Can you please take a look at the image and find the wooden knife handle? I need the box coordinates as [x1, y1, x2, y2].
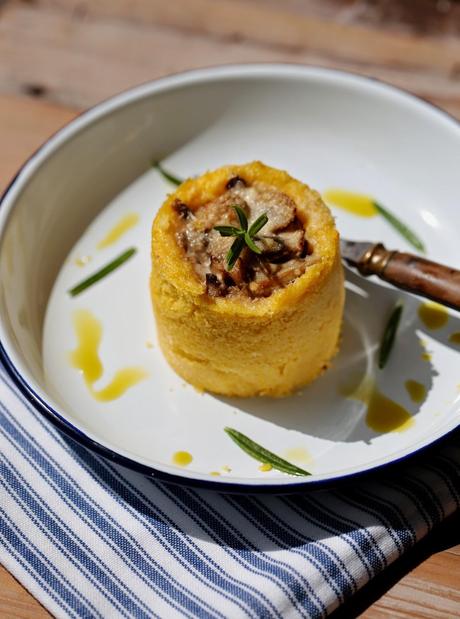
[357, 243, 460, 311]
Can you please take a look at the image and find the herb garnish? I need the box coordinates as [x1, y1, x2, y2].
[152, 161, 183, 186]
[68, 248, 136, 297]
[378, 302, 403, 369]
[224, 427, 311, 476]
[214, 206, 268, 270]
[373, 202, 425, 253]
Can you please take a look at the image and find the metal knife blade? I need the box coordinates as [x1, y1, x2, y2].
[340, 239, 374, 268]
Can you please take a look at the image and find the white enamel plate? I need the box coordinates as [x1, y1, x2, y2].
[0, 65, 459, 491]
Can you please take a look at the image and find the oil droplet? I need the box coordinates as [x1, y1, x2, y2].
[221, 465, 232, 473]
[367, 390, 414, 433]
[259, 463, 273, 472]
[146, 340, 155, 349]
[405, 379, 427, 404]
[172, 451, 193, 467]
[418, 301, 448, 330]
[282, 447, 313, 466]
[449, 332, 460, 345]
[75, 255, 92, 267]
[70, 310, 103, 384]
[70, 309, 147, 402]
[97, 213, 139, 249]
[322, 189, 377, 217]
[209, 471, 220, 476]
[419, 337, 433, 362]
[92, 368, 148, 402]
[344, 376, 414, 433]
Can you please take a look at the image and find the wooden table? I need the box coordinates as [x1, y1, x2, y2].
[0, 1, 459, 616]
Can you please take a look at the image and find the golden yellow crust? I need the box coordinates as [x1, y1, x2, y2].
[151, 161, 344, 397]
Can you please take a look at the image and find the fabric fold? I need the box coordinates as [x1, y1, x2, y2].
[0, 367, 458, 618]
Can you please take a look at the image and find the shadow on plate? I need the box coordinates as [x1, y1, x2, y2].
[215, 271, 441, 444]
[60, 427, 459, 556]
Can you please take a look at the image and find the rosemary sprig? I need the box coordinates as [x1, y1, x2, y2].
[378, 302, 403, 369]
[68, 248, 136, 297]
[214, 206, 268, 270]
[152, 161, 183, 186]
[224, 428, 311, 477]
[374, 202, 425, 253]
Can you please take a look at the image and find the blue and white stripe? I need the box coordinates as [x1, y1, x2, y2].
[0, 366, 459, 618]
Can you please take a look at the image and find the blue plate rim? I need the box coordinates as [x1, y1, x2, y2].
[0, 63, 459, 493]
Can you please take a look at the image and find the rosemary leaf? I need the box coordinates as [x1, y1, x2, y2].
[68, 248, 136, 297]
[226, 236, 246, 271]
[248, 213, 269, 237]
[232, 205, 248, 231]
[378, 303, 403, 369]
[153, 162, 183, 186]
[224, 428, 311, 476]
[215, 203, 268, 269]
[213, 226, 242, 237]
[244, 232, 262, 254]
[374, 202, 425, 253]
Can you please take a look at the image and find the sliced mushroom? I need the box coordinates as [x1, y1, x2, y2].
[231, 185, 296, 234]
[257, 230, 305, 263]
[226, 175, 247, 189]
[173, 200, 191, 220]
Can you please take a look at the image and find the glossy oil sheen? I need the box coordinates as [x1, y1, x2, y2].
[282, 447, 313, 466]
[449, 332, 460, 345]
[418, 301, 449, 330]
[367, 390, 414, 433]
[70, 309, 147, 402]
[74, 255, 92, 267]
[405, 379, 427, 404]
[344, 376, 414, 433]
[322, 189, 377, 217]
[97, 213, 140, 249]
[258, 463, 273, 472]
[172, 451, 193, 466]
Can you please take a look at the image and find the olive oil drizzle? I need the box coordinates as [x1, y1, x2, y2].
[343, 376, 414, 433]
[172, 451, 193, 467]
[323, 189, 424, 251]
[322, 190, 377, 217]
[97, 213, 140, 249]
[70, 309, 147, 402]
[282, 447, 313, 466]
[418, 301, 448, 330]
[405, 380, 427, 404]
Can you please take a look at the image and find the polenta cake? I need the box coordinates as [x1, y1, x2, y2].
[151, 161, 344, 397]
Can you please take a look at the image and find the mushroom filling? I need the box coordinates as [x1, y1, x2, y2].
[175, 176, 316, 298]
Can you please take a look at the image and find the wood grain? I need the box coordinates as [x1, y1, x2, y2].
[333, 512, 460, 618]
[0, 94, 76, 188]
[361, 552, 460, 618]
[0, 565, 51, 618]
[0, 0, 459, 116]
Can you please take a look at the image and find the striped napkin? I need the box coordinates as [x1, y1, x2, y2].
[1, 365, 459, 619]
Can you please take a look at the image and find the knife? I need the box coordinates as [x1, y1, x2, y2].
[340, 239, 460, 311]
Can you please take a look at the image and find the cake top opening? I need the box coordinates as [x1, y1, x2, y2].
[174, 175, 318, 298]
